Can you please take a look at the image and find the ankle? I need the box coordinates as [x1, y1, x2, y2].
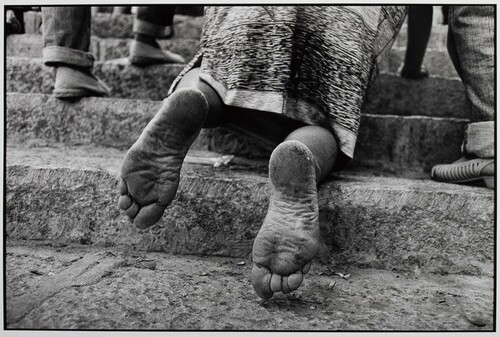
[134, 33, 159, 48]
[57, 65, 92, 76]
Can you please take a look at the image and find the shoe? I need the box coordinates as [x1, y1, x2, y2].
[129, 40, 186, 66]
[431, 157, 494, 189]
[53, 66, 111, 99]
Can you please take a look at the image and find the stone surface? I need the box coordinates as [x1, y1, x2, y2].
[353, 114, 466, 173]
[7, 57, 468, 118]
[363, 74, 467, 119]
[378, 47, 459, 79]
[5, 242, 494, 330]
[6, 144, 494, 276]
[6, 93, 469, 173]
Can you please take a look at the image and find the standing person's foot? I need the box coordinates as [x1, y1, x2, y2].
[129, 40, 185, 66]
[251, 140, 320, 299]
[399, 65, 429, 79]
[431, 156, 494, 188]
[118, 88, 209, 229]
[53, 66, 111, 99]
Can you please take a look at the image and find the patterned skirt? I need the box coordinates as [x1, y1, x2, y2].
[170, 6, 407, 160]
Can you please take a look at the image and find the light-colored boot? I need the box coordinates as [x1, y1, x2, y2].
[53, 66, 110, 99]
[129, 40, 185, 66]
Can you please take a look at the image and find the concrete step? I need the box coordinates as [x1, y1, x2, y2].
[6, 93, 468, 173]
[6, 57, 468, 118]
[7, 34, 201, 63]
[6, 144, 494, 277]
[378, 46, 458, 79]
[23, 11, 203, 39]
[5, 242, 494, 330]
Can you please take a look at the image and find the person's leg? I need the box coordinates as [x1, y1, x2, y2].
[42, 6, 110, 98]
[6, 7, 24, 34]
[431, 6, 494, 188]
[129, 6, 185, 65]
[112, 6, 131, 15]
[119, 68, 226, 228]
[400, 5, 433, 79]
[252, 126, 338, 299]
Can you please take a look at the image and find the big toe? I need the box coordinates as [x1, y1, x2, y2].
[251, 263, 273, 299]
[287, 270, 304, 291]
[132, 203, 166, 229]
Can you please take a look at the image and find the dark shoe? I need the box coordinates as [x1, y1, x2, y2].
[399, 65, 429, 80]
[129, 40, 185, 66]
[431, 156, 494, 188]
[53, 66, 110, 99]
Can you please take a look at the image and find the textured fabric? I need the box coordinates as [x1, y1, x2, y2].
[447, 6, 495, 122]
[170, 6, 407, 159]
[462, 121, 494, 158]
[447, 6, 495, 160]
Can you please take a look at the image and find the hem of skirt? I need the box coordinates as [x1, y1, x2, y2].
[168, 51, 358, 162]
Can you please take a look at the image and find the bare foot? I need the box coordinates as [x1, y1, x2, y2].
[118, 88, 208, 229]
[251, 140, 320, 299]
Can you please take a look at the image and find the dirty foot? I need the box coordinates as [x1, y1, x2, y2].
[251, 140, 320, 299]
[119, 88, 208, 229]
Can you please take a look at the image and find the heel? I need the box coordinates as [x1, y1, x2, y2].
[483, 177, 494, 189]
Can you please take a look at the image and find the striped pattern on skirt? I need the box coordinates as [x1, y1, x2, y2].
[169, 6, 408, 159]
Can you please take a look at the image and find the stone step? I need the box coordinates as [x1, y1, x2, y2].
[6, 57, 468, 118]
[6, 144, 494, 277]
[6, 93, 468, 174]
[379, 46, 458, 79]
[23, 11, 203, 39]
[6, 34, 201, 63]
[5, 242, 494, 330]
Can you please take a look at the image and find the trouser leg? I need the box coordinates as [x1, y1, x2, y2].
[133, 6, 176, 38]
[42, 6, 94, 68]
[448, 5, 495, 158]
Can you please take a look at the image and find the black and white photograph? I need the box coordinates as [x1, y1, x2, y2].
[2, 3, 496, 332]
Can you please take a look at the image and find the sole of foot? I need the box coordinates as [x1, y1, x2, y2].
[118, 88, 209, 229]
[251, 140, 320, 299]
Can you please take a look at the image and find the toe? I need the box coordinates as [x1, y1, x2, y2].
[281, 277, 291, 294]
[302, 261, 312, 274]
[251, 263, 273, 299]
[119, 179, 128, 195]
[118, 195, 132, 210]
[270, 274, 282, 293]
[133, 203, 166, 229]
[287, 270, 304, 290]
[125, 201, 140, 219]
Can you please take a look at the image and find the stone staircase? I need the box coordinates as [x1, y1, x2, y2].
[5, 6, 494, 308]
